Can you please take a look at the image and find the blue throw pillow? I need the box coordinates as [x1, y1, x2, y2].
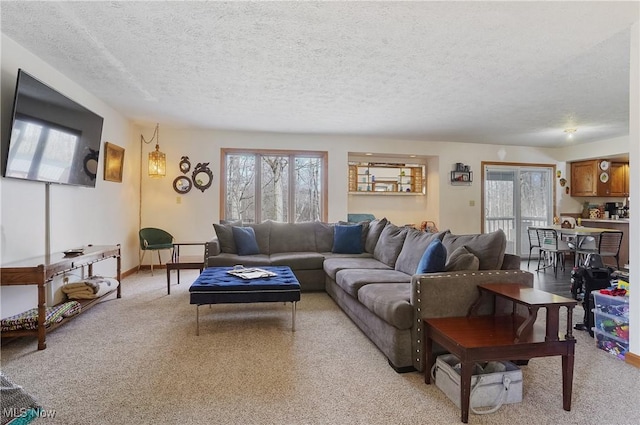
[332, 224, 363, 254]
[232, 226, 260, 256]
[416, 239, 447, 273]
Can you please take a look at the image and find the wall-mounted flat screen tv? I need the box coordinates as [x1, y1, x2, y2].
[2, 69, 104, 187]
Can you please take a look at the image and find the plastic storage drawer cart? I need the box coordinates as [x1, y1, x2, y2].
[591, 292, 629, 360]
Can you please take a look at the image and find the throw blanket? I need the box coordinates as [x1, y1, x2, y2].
[88, 276, 119, 298]
[61, 285, 95, 300]
[0, 372, 41, 425]
[1, 302, 81, 332]
[62, 281, 99, 293]
[61, 276, 119, 300]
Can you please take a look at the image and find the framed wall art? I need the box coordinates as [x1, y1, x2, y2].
[104, 142, 125, 182]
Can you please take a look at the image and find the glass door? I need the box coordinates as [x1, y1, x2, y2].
[483, 164, 554, 256]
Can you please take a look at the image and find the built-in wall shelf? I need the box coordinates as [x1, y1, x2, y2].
[348, 162, 425, 195]
[348, 191, 423, 196]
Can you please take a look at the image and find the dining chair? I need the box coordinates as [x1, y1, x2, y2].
[536, 228, 572, 277]
[138, 227, 174, 275]
[576, 231, 623, 269]
[526, 227, 541, 269]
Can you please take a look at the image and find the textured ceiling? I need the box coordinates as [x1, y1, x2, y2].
[1, 1, 638, 147]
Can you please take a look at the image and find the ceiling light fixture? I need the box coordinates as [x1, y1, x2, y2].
[141, 123, 166, 178]
[564, 128, 577, 139]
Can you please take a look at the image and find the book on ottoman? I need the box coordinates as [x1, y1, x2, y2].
[227, 267, 277, 279]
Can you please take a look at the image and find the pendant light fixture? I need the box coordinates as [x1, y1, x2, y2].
[141, 123, 166, 178]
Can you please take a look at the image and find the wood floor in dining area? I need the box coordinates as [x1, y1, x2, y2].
[521, 257, 575, 298]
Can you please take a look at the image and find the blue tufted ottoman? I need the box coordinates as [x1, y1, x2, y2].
[189, 266, 301, 333]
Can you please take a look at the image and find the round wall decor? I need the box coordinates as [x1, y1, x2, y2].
[192, 162, 213, 192]
[599, 172, 609, 183]
[179, 156, 191, 174]
[83, 148, 99, 180]
[173, 176, 192, 194]
[599, 160, 609, 171]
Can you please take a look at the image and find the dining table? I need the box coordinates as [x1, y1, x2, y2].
[551, 224, 619, 236]
[531, 225, 621, 267]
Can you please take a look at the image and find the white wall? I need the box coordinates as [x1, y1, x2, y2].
[138, 127, 626, 242]
[138, 127, 570, 237]
[627, 21, 639, 357]
[0, 35, 139, 317]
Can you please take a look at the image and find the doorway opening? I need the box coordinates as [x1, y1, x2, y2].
[482, 163, 556, 256]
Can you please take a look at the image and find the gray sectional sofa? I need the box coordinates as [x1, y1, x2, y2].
[205, 218, 534, 372]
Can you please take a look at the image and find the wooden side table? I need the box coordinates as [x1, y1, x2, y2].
[166, 242, 205, 294]
[423, 283, 577, 423]
[171, 241, 205, 263]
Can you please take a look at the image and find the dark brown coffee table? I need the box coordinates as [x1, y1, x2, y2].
[423, 283, 577, 423]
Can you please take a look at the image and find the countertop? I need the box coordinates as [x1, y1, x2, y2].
[580, 218, 629, 224]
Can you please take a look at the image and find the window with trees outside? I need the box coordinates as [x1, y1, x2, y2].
[222, 149, 328, 223]
[482, 163, 554, 256]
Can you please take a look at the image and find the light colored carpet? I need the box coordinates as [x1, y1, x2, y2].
[1, 270, 639, 425]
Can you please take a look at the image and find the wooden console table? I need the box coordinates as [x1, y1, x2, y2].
[423, 283, 577, 423]
[0, 245, 121, 350]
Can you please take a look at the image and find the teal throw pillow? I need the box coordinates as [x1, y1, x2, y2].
[332, 224, 363, 254]
[416, 239, 447, 273]
[232, 226, 260, 256]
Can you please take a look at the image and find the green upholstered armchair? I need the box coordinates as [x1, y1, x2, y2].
[138, 227, 174, 275]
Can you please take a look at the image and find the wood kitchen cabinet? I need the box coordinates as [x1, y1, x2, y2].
[609, 162, 629, 197]
[570, 159, 628, 197]
[571, 160, 599, 196]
